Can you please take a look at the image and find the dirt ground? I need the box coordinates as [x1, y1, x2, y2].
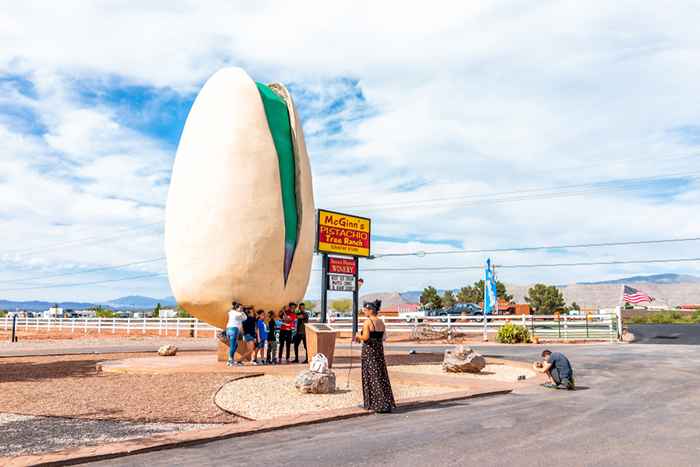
[0, 352, 239, 424]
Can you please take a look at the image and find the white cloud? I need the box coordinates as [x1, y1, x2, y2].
[1, 1, 699, 301]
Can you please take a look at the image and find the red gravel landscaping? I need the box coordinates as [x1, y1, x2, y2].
[0, 352, 239, 424]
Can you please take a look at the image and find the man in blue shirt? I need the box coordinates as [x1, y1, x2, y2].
[533, 349, 575, 390]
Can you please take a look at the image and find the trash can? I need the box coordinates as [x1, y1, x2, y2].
[305, 323, 338, 368]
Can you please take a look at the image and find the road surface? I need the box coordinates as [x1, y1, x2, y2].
[87, 344, 700, 466]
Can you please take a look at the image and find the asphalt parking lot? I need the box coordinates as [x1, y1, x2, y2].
[629, 324, 700, 345]
[89, 343, 700, 467]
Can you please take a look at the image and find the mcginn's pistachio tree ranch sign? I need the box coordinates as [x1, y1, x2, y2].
[316, 209, 371, 258]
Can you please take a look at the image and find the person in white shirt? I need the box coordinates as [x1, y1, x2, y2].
[226, 302, 246, 366]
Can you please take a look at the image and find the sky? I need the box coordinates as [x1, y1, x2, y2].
[1, 1, 699, 302]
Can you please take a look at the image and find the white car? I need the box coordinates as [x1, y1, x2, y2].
[399, 310, 426, 322]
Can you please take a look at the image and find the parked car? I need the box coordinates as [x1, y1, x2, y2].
[399, 309, 426, 322]
[428, 303, 483, 318]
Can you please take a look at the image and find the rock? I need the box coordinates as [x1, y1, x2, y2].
[158, 344, 178, 356]
[442, 345, 486, 373]
[622, 329, 636, 343]
[295, 369, 336, 394]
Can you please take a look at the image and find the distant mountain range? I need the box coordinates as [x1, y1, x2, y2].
[2, 274, 698, 312]
[577, 273, 700, 285]
[104, 295, 177, 308]
[0, 295, 177, 311]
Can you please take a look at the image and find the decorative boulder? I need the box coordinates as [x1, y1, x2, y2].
[622, 329, 636, 343]
[295, 369, 336, 394]
[158, 344, 178, 356]
[442, 345, 486, 373]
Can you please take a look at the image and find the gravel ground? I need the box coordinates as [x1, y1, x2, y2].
[0, 412, 215, 457]
[0, 336, 214, 349]
[0, 352, 239, 423]
[391, 363, 535, 382]
[215, 375, 448, 420]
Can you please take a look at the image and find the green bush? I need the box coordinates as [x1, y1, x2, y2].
[496, 323, 531, 344]
[627, 310, 700, 324]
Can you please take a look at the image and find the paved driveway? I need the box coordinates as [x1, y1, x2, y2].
[629, 324, 700, 345]
[87, 344, 700, 467]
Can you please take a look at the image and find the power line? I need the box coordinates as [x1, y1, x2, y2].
[4, 236, 699, 286]
[2, 221, 164, 257]
[334, 170, 700, 211]
[0, 257, 166, 284]
[373, 236, 700, 258]
[4, 256, 699, 291]
[319, 152, 698, 201]
[0, 272, 168, 292]
[346, 257, 700, 272]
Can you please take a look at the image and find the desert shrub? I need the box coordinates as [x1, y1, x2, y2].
[496, 323, 531, 344]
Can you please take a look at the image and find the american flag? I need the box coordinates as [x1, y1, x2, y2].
[623, 285, 655, 304]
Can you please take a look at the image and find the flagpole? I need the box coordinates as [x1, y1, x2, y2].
[617, 284, 625, 340]
[483, 259, 489, 342]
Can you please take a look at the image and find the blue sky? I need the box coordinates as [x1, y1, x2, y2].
[1, 2, 699, 303]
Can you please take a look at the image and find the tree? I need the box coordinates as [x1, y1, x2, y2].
[442, 290, 456, 308]
[525, 284, 565, 314]
[473, 280, 513, 302]
[331, 299, 352, 314]
[570, 302, 581, 311]
[302, 300, 317, 312]
[153, 302, 162, 317]
[420, 286, 442, 310]
[457, 286, 480, 303]
[176, 304, 191, 318]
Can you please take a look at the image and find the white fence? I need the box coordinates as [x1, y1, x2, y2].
[1, 316, 218, 338]
[2, 312, 620, 342]
[326, 313, 621, 342]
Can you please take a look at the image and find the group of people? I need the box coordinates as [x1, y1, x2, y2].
[222, 297, 397, 414]
[224, 301, 309, 366]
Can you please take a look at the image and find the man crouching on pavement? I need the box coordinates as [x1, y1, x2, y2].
[533, 349, 575, 390]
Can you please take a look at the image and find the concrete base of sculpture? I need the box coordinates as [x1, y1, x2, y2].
[217, 340, 255, 362]
[306, 323, 338, 368]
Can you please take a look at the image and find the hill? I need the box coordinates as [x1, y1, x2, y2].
[0, 300, 105, 311]
[105, 295, 177, 308]
[579, 273, 700, 285]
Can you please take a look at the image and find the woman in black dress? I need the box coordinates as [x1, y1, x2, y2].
[356, 299, 396, 413]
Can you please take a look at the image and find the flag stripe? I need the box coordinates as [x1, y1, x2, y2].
[623, 285, 654, 303]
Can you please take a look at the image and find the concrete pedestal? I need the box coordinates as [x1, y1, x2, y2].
[305, 323, 338, 368]
[217, 340, 254, 362]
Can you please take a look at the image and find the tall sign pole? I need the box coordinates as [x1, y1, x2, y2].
[320, 253, 329, 323]
[315, 209, 371, 329]
[352, 256, 360, 336]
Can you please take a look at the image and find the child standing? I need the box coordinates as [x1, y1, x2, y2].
[266, 310, 278, 364]
[255, 310, 268, 364]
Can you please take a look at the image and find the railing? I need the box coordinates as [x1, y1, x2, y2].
[1, 316, 218, 338]
[323, 313, 620, 342]
[2, 313, 620, 342]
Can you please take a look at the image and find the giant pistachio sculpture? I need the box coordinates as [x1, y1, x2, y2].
[165, 68, 315, 329]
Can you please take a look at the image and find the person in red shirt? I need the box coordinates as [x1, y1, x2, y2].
[277, 303, 295, 363]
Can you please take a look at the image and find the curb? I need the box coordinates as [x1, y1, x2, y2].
[2, 388, 512, 467]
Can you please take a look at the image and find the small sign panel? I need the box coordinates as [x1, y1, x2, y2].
[316, 209, 371, 258]
[328, 273, 356, 291]
[328, 257, 357, 275]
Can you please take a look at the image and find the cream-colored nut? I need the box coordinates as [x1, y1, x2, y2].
[164, 67, 315, 329]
